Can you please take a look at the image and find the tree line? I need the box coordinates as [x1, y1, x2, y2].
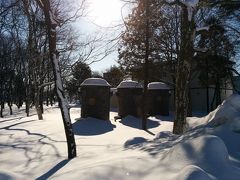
[0, 0, 94, 159]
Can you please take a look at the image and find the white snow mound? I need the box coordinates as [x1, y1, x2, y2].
[186, 94, 240, 130]
[207, 94, 240, 127]
[164, 135, 228, 165]
[176, 165, 213, 180]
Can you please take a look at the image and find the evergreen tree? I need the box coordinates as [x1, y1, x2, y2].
[103, 66, 124, 87]
[66, 62, 92, 101]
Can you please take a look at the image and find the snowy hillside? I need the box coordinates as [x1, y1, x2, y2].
[0, 94, 240, 180]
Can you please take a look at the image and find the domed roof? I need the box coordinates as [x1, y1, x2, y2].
[117, 80, 142, 89]
[80, 78, 110, 87]
[148, 82, 170, 90]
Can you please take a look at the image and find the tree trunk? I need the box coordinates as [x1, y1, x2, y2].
[142, 0, 150, 130]
[46, 91, 49, 106]
[206, 58, 210, 113]
[211, 87, 216, 111]
[25, 86, 30, 117]
[39, 86, 44, 114]
[173, 6, 195, 134]
[34, 86, 43, 120]
[50, 88, 54, 106]
[36, 0, 76, 159]
[0, 102, 4, 118]
[215, 78, 221, 107]
[187, 90, 192, 117]
[7, 102, 13, 115]
[46, 80, 49, 106]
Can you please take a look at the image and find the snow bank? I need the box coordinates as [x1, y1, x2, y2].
[164, 135, 228, 165]
[176, 165, 213, 180]
[207, 94, 240, 127]
[117, 80, 142, 89]
[80, 78, 110, 87]
[186, 94, 240, 130]
[162, 135, 240, 180]
[148, 82, 170, 90]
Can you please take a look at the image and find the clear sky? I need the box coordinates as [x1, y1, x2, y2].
[76, 0, 128, 72]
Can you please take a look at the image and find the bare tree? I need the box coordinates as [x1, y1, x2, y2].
[35, 0, 77, 159]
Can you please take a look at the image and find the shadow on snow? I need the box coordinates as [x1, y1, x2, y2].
[73, 118, 116, 136]
[0, 119, 63, 169]
[36, 159, 70, 180]
[119, 116, 160, 130]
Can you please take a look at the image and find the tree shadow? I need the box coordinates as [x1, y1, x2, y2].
[0, 116, 24, 123]
[124, 127, 207, 157]
[73, 118, 116, 136]
[0, 172, 14, 180]
[0, 119, 64, 169]
[0, 113, 37, 123]
[119, 116, 160, 130]
[36, 159, 70, 180]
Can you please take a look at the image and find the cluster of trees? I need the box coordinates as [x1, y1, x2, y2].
[0, 0, 83, 118]
[0, 0, 93, 159]
[118, 0, 240, 133]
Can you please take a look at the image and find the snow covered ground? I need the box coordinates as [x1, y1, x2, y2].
[0, 94, 240, 180]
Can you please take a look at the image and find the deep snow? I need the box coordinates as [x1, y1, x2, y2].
[0, 94, 240, 180]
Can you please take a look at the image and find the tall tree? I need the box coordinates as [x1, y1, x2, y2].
[103, 66, 124, 87]
[66, 61, 92, 101]
[35, 0, 77, 159]
[141, 0, 150, 130]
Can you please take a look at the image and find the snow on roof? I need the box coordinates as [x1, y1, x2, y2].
[80, 78, 110, 87]
[148, 82, 170, 90]
[117, 80, 142, 89]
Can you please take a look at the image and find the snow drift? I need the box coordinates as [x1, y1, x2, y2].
[125, 94, 240, 180]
